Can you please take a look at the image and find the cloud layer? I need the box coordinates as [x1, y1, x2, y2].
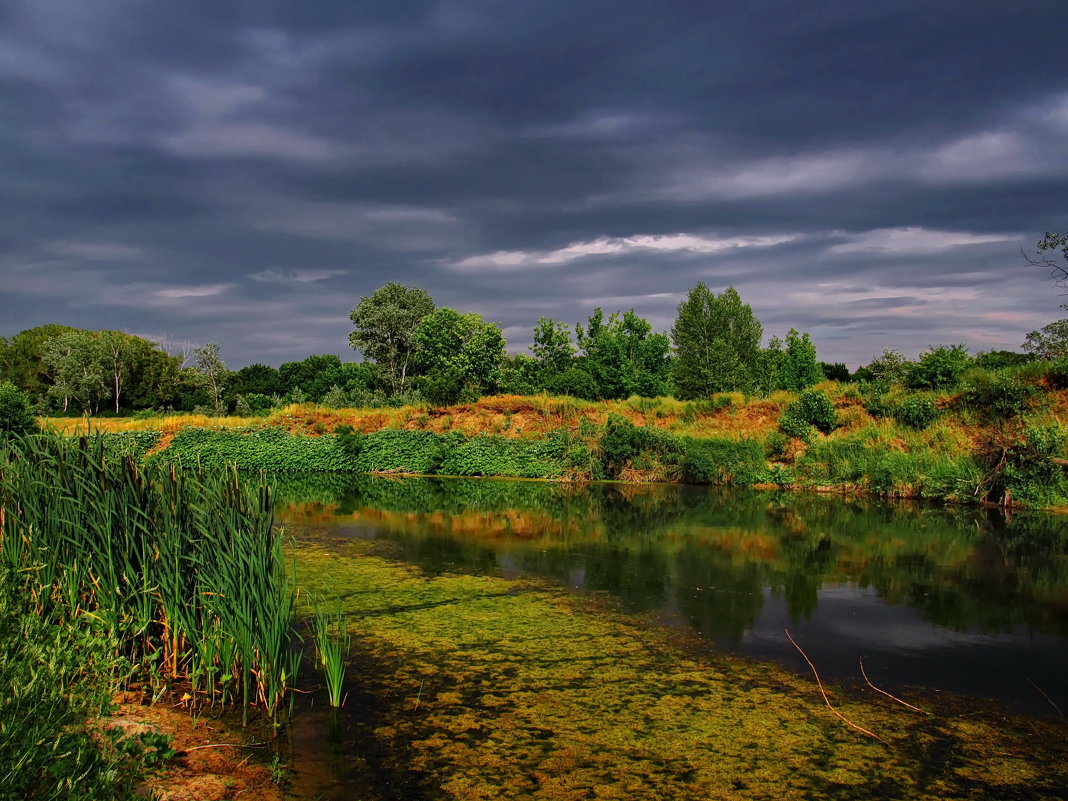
[1, 0, 1066, 366]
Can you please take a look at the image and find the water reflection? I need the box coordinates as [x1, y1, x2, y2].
[274, 473, 1068, 712]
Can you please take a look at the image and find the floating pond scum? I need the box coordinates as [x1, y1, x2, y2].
[275, 473, 1068, 801]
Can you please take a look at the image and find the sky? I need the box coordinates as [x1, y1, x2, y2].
[1, 0, 1067, 369]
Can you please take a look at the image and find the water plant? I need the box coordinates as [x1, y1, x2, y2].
[0, 429, 301, 727]
[313, 600, 352, 707]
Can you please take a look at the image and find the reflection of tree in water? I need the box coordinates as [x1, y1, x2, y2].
[274, 473, 1068, 640]
[778, 533, 835, 622]
[672, 544, 766, 642]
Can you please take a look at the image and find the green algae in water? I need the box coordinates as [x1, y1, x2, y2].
[290, 540, 1068, 801]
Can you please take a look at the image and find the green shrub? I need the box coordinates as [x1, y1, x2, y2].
[958, 372, 1037, 422]
[680, 437, 765, 485]
[778, 406, 814, 440]
[863, 394, 894, 419]
[780, 389, 836, 437]
[0, 381, 37, 434]
[764, 431, 788, 458]
[907, 344, 970, 390]
[894, 394, 939, 429]
[599, 414, 682, 478]
[1002, 425, 1068, 506]
[153, 427, 359, 471]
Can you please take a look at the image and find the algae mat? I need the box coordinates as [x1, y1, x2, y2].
[291, 539, 1068, 801]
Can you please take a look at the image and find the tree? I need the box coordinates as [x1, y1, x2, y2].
[577, 308, 671, 399]
[0, 380, 37, 434]
[42, 331, 109, 414]
[230, 363, 285, 398]
[0, 324, 75, 399]
[779, 329, 824, 392]
[671, 284, 762, 398]
[192, 343, 228, 414]
[1023, 315, 1068, 360]
[1025, 230, 1068, 289]
[278, 354, 346, 401]
[820, 362, 851, 382]
[530, 318, 575, 379]
[349, 283, 434, 395]
[414, 308, 505, 405]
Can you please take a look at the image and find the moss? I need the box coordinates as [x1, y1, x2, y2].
[290, 540, 1068, 801]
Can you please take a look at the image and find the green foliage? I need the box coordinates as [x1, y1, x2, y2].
[894, 394, 940, 429]
[313, 601, 351, 708]
[414, 308, 506, 405]
[154, 427, 359, 471]
[599, 413, 682, 477]
[781, 389, 836, 437]
[778, 328, 823, 391]
[764, 431, 788, 458]
[0, 380, 37, 434]
[860, 348, 911, 388]
[349, 282, 435, 395]
[0, 430, 300, 735]
[192, 342, 228, 414]
[543, 367, 599, 400]
[819, 362, 851, 382]
[958, 372, 1038, 422]
[530, 317, 575, 377]
[679, 437, 765, 485]
[1002, 425, 1068, 506]
[907, 344, 970, 390]
[1023, 315, 1068, 361]
[438, 433, 567, 479]
[864, 394, 894, 419]
[671, 284, 763, 397]
[0, 569, 146, 800]
[497, 354, 540, 396]
[577, 308, 671, 399]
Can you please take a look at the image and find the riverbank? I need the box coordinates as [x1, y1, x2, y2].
[285, 532, 1068, 800]
[47, 382, 1068, 508]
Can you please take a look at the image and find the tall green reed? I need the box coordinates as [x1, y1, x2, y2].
[0, 430, 300, 725]
[313, 600, 351, 708]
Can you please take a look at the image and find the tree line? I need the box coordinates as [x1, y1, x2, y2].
[0, 280, 1060, 417]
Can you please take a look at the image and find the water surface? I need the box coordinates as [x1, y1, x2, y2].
[275, 473, 1068, 717]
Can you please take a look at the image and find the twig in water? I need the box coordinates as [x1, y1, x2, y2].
[1026, 678, 1067, 723]
[413, 679, 424, 711]
[784, 629, 887, 745]
[184, 742, 268, 751]
[859, 658, 930, 715]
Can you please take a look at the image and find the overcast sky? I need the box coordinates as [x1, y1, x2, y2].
[2, 0, 1066, 368]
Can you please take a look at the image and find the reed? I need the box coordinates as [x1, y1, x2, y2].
[313, 600, 351, 707]
[0, 429, 300, 726]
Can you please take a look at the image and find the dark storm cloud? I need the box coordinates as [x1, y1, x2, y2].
[1, 0, 1067, 367]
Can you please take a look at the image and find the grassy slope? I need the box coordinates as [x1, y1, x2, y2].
[44, 384, 1068, 506]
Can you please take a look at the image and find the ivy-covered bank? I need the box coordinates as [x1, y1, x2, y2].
[142, 417, 767, 486]
[61, 373, 1068, 509]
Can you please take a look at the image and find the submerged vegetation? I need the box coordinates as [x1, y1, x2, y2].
[288, 535, 1068, 800]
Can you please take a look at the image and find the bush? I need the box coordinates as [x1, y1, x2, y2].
[863, 394, 894, 419]
[781, 389, 836, 437]
[958, 372, 1038, 422]
[1001, 425, 1068, 506]
[680, 437, 765, 485]
[0, 381, 37, 434]
[894, 394, 939, 429]
[544, 368, 599, 401]
[907, 344, 970, 390]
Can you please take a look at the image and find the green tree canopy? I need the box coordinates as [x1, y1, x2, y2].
[577, 308, 671, 399]
[192, 343, 228, 413]
[671, 284, 763, 398]
[414, 308, 505, 405]
[530, 317, 575, 378]
[0, 380, 37, 434]
[779, 328, 824, 392]
[349, 283, 434, 395]
[1023, 313, 1068, 361]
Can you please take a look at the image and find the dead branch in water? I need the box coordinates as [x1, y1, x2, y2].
[859, 657, 930, 715]
[1026, 678, 1066, 723]
[785, 629, 887, 745]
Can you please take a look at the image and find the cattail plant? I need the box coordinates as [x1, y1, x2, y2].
[0, 429, 301, 726]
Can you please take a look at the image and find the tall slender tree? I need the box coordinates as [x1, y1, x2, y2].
[671, 284, 762, 398]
